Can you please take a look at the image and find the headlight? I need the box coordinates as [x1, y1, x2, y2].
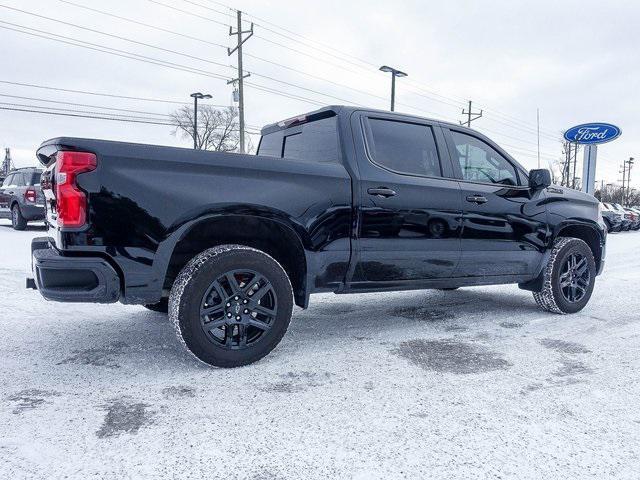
[597, 203, 603, 217]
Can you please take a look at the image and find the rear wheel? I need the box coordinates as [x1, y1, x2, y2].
[532, 237, 596, 314]
[169, 245, 293, 368]
[11, 205, 27, 230]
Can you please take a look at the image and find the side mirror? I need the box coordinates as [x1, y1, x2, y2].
[529, 169, 552, 190]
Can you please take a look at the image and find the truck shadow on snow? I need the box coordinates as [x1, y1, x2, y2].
[52, 287, 541, 371]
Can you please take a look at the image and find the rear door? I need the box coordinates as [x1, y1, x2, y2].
[443, 127, 547, 277]
[349, 111, 463, 287]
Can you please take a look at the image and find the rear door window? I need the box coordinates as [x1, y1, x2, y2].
[14, 173, 26, 187]
[364, 118, 442, 177]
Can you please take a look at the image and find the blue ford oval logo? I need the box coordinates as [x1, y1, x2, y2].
[564, 123, 621, 145]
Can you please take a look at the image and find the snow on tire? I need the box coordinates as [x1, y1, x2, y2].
[532, 237, 596, 315]
[169, 244, 294, 368]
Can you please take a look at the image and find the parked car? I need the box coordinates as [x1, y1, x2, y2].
[600, 202, 623, 232]
[624, 207, 640, 230]
[608, 203, 632, 231]
[27, 106, 606, 367]
[0, 167, 45, 230]
[633, 208, 640, 230]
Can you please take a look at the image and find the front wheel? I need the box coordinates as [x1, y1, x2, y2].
[532, 237, 596, 314]
[169, 245, 293, 368]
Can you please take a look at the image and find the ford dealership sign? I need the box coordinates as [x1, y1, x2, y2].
[564, 123, 621, 144]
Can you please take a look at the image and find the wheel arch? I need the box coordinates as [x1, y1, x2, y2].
[554, 221, 604, 273]
[161, 213, 309, 308]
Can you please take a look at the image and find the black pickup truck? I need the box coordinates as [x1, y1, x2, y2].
[28, 106, 606, 367]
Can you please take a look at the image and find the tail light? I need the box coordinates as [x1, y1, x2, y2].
[55, 151, 97, 228]
[24, 188, 37, 203]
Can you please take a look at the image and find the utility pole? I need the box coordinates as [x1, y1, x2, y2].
[460, 100, 483, 127]
[2, 148, 12, 176]
[621, 160, 627, 205]
[227, 10, 253, 154]
[624, 157, 634, 205]
[190, 92, 212, 150]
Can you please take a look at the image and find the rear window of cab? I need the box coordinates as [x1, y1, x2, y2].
[257, 116, 340, 164]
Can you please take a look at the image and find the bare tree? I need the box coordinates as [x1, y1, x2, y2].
[596, 184, 640, 206]
[171, 106, 240, 151]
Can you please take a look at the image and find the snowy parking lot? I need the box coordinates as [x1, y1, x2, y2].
[1, 220, 639, 479]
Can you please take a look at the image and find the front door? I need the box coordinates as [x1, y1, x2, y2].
[349, 112, 463, 288]
[0, 173, 14, 218]
[444, 128, 548, 277]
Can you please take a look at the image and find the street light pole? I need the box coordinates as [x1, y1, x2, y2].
[379, 65, 407, 112]
[190, 92, 212, 150]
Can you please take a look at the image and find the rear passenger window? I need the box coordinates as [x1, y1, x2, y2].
[14, 173, 26, 187]
[364, 118, 442, 177]
[257, 116, 340, 164]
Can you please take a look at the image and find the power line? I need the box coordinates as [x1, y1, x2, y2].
[58, 0, 228, 50]
[0, 104, 262, 135]
[0, 93, 176, 117]
[53, 0, 559, 141]
[0, 105, 173, 125]
[198, 0, 561, 137]
[0, 14, 365, 107]
[4, 5, 564, 157]
[1, 22, 334, 110]
[0, 6, 237, 72]
[0, 100, 171, 122]
[146, 0, 231, 28]
[0, 80, 226, 106]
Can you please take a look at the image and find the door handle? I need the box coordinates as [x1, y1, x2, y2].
[466, 194, 488, 204]
[367, 187, 397, 198]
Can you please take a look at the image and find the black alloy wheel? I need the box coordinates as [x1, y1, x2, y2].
[199, 269, 277, 350]
[170, 245, 293, 367]
[558, 253, 591, 303]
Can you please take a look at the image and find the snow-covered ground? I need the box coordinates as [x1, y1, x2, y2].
[1, 219, 639, 479]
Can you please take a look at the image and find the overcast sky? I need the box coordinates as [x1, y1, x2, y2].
[1, 0, 638, 188]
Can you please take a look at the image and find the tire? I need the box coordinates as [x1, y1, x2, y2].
[532, 237, 596, 314]
[11, 205, 27, 230]
[169, 245, 294, 368]
[144, 298, 169, 313]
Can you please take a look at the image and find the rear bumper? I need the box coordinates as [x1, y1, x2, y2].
[28, 237, 120, 303]
[21, 203, 45, 221]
